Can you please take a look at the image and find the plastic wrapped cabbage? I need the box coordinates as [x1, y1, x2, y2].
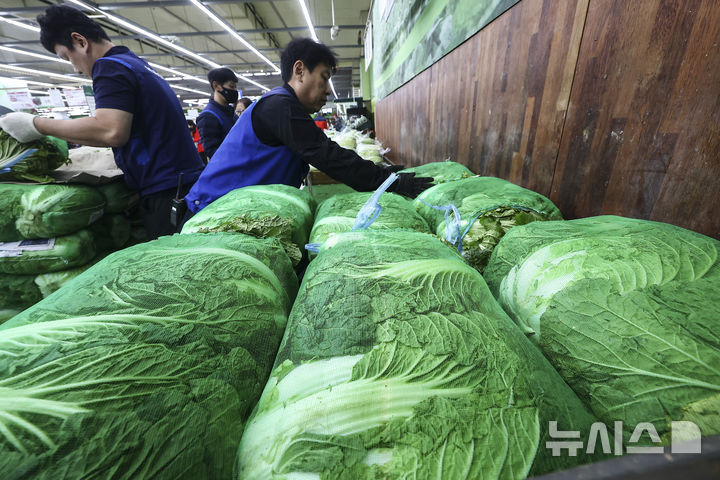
[182, 184, 316, 266]
[0, 183, 106, 241]
[414, 176, 562, 272]
[235, 230, 599, 478]
[0, 233, 297, 479]
[484, 215, 720, 444]
[0, 131, 68, 182]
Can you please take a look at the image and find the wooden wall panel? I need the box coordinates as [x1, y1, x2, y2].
[550, 0, 720, 237]
[375, 0, 720, 238]
[376, 0, 589, 196]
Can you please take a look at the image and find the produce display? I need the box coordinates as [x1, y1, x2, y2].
[235, 230, 598, 479]
[0, 233, 297, 479]
[182, 184, 315, 266]
[414, 176, 563, 272]
[484, 216, 720, 443]
[0, 131, 68, 182]
[0, 183, 105, 241]
[400, 160, 474, 184]
[309, 191, 430, 247]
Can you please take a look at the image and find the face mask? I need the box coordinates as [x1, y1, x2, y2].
[219, 87, 239, 104]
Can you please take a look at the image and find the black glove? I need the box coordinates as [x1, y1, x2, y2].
[388, 172, 434, 199]
[385, 164, 406, 173]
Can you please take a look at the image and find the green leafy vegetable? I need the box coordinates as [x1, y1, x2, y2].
[95, 180, 140, 213]
[182, 185, 315, 266]
[0, 233, 297, 479]
[484, 215, 720, 442]
[0, 131, 68, 183]
[0, 184, 106, 241]
[400, 160, 474, 184]
[235, 230, 598, 479]
[309, 192, 430, 248]
[88, 214, 131, 253]
[0, 229, 96, 275]
[414, 177, 562, 272]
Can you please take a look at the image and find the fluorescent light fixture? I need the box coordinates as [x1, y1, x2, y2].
[148, 62, 206, 85]
[296, 0, 338, 99]
[65, 0, 218, 68]
[27, 89, 47, 95]
[0, 16, 41, 32]
[188, 0, 280, 73]
[0, 46, 72, 65]
[0, 64, 92, 84]
[297, 0, 318, 41]
[171, 84, 210, 96]
[65, 0, 269, 91]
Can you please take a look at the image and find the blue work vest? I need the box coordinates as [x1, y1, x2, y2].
[198, 99, 237, 137]
[185, 87, 309, 213]
[94, 51, 203, 195]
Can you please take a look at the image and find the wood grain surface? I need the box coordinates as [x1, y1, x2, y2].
[375, 0, 720, 238]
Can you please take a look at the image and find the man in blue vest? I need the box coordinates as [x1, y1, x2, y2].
[0, 5, 203, 240]
[197, 67, 239, 160]
[184, 38, 432, 216]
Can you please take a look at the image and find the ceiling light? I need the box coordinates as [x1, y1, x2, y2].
[0, 16, 40, 32]
[296, 0, 338, 99]
[297, 0, 318, 42]
[188, 0, 280, 73]
[0, 46, 72, 65]
[148, 62, 206, 85]
[65, 0, 269, 91]
[0, 64, 92, 84]
[171, 84, 210, 96]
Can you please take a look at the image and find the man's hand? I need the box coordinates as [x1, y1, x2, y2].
[0, 112, 44, 143]
[389, 172, 434, 199]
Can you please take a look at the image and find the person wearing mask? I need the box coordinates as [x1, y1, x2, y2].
[197, 67, 238, 159]
[0, 5, 203, 240]
[235, 97, 252, 116]
[183, 38, 432, 218]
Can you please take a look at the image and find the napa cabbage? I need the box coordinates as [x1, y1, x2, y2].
[235, 230, 598, 479]
[0, 131, 68, 183]
[182, 184, 315, 266]
[400, 160, 474, 184]
[414, 177, 562, 272]
[309, 192, 430, 248]
[0, 233, 297, 479]
[484, 216, 720, 442]
[0, 184, 105, 241]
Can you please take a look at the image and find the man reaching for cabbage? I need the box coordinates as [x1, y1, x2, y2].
[181, 38, 433, 225]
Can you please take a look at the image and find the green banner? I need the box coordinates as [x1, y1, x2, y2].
[373, 0, 519, 99]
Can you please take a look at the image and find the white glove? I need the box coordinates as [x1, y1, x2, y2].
[0, 112, 44, 143]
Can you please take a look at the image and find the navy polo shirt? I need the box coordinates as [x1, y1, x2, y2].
[92, 46, 203, 195]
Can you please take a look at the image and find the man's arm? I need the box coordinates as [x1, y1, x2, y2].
[253, 96, 389, 191]
[34, 108, 133, 147]
[196, 113, 223, 158]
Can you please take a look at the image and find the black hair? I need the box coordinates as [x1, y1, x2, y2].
[238, 97, 252, 108]
[207, 67, 238, 90]
[37, 5, 110, 53]
[280, 38, 337, 83]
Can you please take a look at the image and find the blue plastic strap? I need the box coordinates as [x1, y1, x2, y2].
[304, 242, 322, 253]
[352, 172, 399, 230]
[0, 148, 39, 173]
[417, 198, 463, 253]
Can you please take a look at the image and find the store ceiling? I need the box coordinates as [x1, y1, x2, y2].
[0, 0, 371, 103]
